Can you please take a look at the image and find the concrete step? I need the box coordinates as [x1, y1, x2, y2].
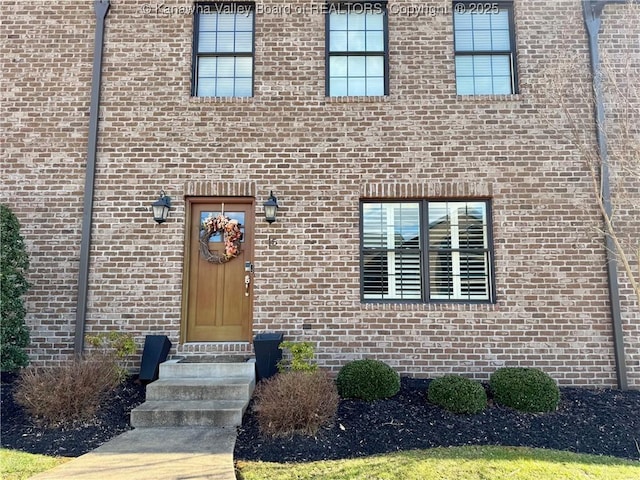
[159, 359, 255, 379]
[146, 377, 255, 402]
[130, 400, 248, 428]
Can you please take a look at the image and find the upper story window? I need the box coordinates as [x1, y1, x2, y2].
[326, 2, 389, 97]
[453, 1, 517, 95]
[361, 200, 495, 303]
[192, 3, 255, 97]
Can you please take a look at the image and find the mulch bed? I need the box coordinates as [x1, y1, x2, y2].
[2, 373, 639, 463]
[234, 378, 640, 463]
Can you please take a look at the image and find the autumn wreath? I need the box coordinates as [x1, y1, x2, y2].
[199, 213, 242, 264]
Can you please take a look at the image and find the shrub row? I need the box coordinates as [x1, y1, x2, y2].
[427, 367, 561, 415]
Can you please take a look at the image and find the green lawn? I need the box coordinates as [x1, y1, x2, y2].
[236, 446, 640, 480]
[0, 448, 70, 480]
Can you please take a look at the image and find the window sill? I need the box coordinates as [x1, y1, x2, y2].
[456, 93, 522, 102]
[362, 302, 498, 312]
[189, 96, 254, 104]
[325, 95, 391, 104]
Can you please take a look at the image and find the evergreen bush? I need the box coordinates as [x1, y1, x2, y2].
[490, 367, 560, 413]
[427, 375, 487, 414]
[336, 359, 400, 401]
[1, 204, 31, 372]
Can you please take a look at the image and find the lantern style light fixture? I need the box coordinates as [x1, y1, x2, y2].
[263, 191, 279, 224]
[151, 190, 172, 224]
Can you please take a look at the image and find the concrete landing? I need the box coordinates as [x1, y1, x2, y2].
[29, 427, 238, 480]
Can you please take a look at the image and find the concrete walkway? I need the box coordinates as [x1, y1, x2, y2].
[30, 427, 238, 480]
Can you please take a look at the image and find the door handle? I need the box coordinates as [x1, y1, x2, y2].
[244, 275, 251, 296]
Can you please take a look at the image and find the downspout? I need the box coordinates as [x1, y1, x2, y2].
[582, 0, 628, 390]
[74, 0, 110, 356]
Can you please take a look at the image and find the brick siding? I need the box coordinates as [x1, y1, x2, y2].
[2, 0, 638, 387]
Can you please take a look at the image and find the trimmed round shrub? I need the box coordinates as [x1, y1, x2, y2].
[336, 359, 400, 401]
[490, 367, 560, 413]
[427, 375, 487, 414]
[253, 370, 339, 437]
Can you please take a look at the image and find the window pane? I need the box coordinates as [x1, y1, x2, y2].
[454, 12, 472, 29]
[329, 77, 348, 97]
[330, 12, 348, 31]
[198, 57, 216, 76]
[362, 203, 421, 300]
[216, 14, 235, 31]
[456, 77, 475, 95]
[492, 76, 512, 94]
[330, 56, 348, 77]
[216, 57, 235, 77]
[216, 32, 234, 52]
[235, 13, 253, 31]
[455, 56, 473, 76]
[235, 32, 253, 52]
[348, 77, 366, 96]
[366, 31, 384, 51]
[234, 78, 252, 97]
[473, 56, 492, 76]
[199, 14, 217, 31]
[216, 77, 234, 96]
[365, 12, 384, 30]
[473, 30, 492, 50]
[366, 56, 384, 76]
[348, 30, 366, 51]
[197, 79, 216, 97]
[198, 32, 217, 52]
[330, 31, 348, 51]
[472, 13, 491, 30]
[491, 30, 511, 50]
[428, 202, 490, 301]
[474, 76, 493, 94]
[454, 30, 473, 50]
[492, 10, 509, 29]
[348, 56, 366, 77]
[235, 57, 253, 77]
[348, 12, 366, 30]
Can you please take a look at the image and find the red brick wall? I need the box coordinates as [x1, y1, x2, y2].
[2, 0, 638, 387]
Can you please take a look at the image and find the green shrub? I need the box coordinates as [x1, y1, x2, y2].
[336, 359, 400, 401]
[490, 367, 560, 413]
[1, 204, 31, 372]
[85, 331, 137, 381]
[253, 370, 339, 437]
[13, 353, 122, 427]
[427, 375, 487, 414]
[277, 341, 318, 373]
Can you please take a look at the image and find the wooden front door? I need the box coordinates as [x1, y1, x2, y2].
[183, 197, 254, 342]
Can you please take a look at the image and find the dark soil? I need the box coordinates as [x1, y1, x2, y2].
[234, 378, 640, 463]
[2, 374, 639, 463]
[1, 372, 146, 457]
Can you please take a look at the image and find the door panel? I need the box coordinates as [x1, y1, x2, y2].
[183, 198, 254, 342]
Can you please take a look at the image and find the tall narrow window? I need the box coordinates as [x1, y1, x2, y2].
[453, 2, 517, 95]
[192, 4, 255, 97]
[361, 200, 494, 303]
[327, 2, 388, 97]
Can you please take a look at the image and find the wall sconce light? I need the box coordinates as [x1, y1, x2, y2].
[151, 190, 172, 224]
[263, 191, 279, 224]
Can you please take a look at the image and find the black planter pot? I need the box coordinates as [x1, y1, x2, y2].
[253, 332, 284, 381]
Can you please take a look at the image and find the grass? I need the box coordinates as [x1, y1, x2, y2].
[0, 448, 70, 480]
[236, 446, 640, 480]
